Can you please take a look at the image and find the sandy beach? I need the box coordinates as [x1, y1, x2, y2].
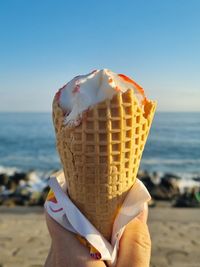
[0, 206, 200, 267]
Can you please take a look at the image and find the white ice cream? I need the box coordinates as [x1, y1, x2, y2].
[56, 69, 146, 126]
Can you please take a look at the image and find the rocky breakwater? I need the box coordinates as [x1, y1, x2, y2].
[0, 170, 52, 206]
[0, 169, 200, 207]
[138, 170, 200, 207]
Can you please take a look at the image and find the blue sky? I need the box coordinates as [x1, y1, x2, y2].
[0, 0, 200, 112]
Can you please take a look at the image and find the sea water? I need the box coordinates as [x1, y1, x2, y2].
[0, 112, 200, 178]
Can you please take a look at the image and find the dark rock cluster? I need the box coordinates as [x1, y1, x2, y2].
[138, 170, 200, 207]
[0, 171, 50, 206]
[0, 170, 200, 207]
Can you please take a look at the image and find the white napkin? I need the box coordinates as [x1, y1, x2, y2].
[44, 171, 151, 266]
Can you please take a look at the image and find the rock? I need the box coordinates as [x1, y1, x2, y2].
[16, 186, 32, 197]
[0, 173, 9, 186]
[141, 175, 155, 190]
[173, 188, 200, 208]
[150, 186, 170, 200]
[139, 171, 167, 201]
[160, 177, 179, 190]
[139, 171, 158, 191]
[151, 171, 161, 184]
[161, 173, 181, 180]
[0, 194, 4, 205]
[0, 169, 50, 206]
[0, 191, 21, 206]
[38, 186, 50, 205]
[0, 185, 5, 193]
[29, 192, 43, 206]
[10, 172, 29, 185]
[192, 177, 200, 182]
[12, 187, 32, 205]
[147, 174, 180, 201]
[6, 180, 18, 192]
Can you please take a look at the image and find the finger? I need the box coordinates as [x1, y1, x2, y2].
[45, 211, 69, 239]
[116, 217, 151, 267]
[45, 212, 106, 267]
[44, 244, 55, 267]
[137, 202, 148, 223]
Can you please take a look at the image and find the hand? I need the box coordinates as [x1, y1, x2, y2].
[116, 203, 151, 267]
[44, 212, 106, 267]
[44, 204, 151, 267]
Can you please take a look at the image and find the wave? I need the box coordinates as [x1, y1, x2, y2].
[0, 165, 58, 179]
[0, 163, 199, 182]
[0, 165, 20, 176]
[142, 158, 200, 165]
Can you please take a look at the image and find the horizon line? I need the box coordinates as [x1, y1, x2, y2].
[0, 110, 200, 113]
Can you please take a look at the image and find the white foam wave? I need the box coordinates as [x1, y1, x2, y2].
[142, 158, 200, 165]
[0, 165, 20, 175]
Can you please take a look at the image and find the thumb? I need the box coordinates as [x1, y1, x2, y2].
[137, 202, 148, 223]
[116, 205, 151, 267]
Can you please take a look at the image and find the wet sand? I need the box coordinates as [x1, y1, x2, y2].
[0, 206, 200, 267]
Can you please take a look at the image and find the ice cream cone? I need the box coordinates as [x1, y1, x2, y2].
[52, 89, 156, 240]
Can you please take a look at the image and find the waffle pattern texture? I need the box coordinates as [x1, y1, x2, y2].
[52, 89, 156, 240]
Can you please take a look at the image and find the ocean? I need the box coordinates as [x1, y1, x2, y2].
[0, 112, 200, 178]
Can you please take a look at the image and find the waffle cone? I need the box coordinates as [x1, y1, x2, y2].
[52, 89, 156, 240]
